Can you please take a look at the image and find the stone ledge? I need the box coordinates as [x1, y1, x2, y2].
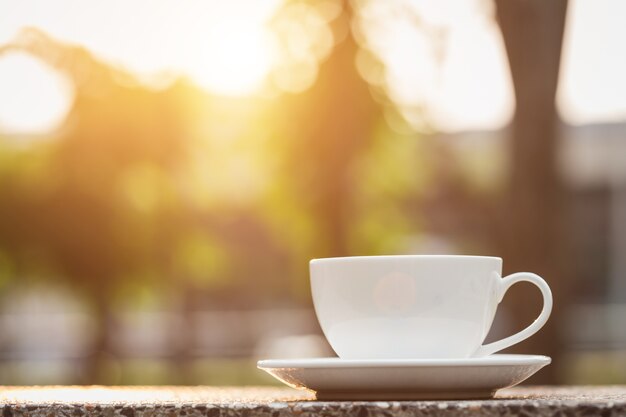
[0, 386, 624, 417]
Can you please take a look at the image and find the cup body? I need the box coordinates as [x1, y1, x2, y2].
[310, 255, 502, 359]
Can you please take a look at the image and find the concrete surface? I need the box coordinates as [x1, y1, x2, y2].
[0, 386, 624, 417]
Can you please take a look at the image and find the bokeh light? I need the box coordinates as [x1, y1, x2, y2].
[0, 51, 74, 135]
[270, 2, 337, 93]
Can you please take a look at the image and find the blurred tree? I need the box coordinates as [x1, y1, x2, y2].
[282, 0, 378, 259]
[0, 28, 196, 382]
[495, 0, 569, 383]
[0, 28, 323, 383]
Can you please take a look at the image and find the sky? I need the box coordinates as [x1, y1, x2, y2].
[0, 0, 281, 95]
[355, 0, 514, 132]
[0, 0, 624, 134]
[557, 0, 626, 125]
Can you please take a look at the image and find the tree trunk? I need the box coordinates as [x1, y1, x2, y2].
[494, 0, 569, 383]
[84, 287, 113, 384]
[288, 3, 377, 258]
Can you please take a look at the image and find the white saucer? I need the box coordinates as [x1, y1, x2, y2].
[257, 354, 551, 400]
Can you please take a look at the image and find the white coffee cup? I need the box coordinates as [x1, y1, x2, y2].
[310, 255, 552, 359]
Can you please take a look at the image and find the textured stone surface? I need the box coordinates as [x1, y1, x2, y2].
[0, 386, 625, 417]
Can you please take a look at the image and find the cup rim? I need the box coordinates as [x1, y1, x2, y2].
[310, 255, 502, 265]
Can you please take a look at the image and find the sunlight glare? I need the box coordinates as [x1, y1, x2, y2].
[188, 22, 274, 96]
[0, 0, 341, 100]
[0, 0, 283, 98]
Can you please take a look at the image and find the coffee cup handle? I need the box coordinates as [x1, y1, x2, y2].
[473, 272, 553, 357]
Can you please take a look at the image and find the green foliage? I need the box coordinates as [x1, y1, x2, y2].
[349, 120, 426, 254]
[173, 232, 230, 288]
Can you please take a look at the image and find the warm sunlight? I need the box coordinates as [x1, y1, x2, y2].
[187, 22, 274, 96]
[0, 0, 624, 392]
[0, 0, 282, 97]
[2, 0, 624, 134]
[0, 0, 340, 134]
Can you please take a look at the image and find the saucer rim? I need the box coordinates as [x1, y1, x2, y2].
[257, 354, 551, 369]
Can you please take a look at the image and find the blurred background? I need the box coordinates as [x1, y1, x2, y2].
[0, 0, 624, 386]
